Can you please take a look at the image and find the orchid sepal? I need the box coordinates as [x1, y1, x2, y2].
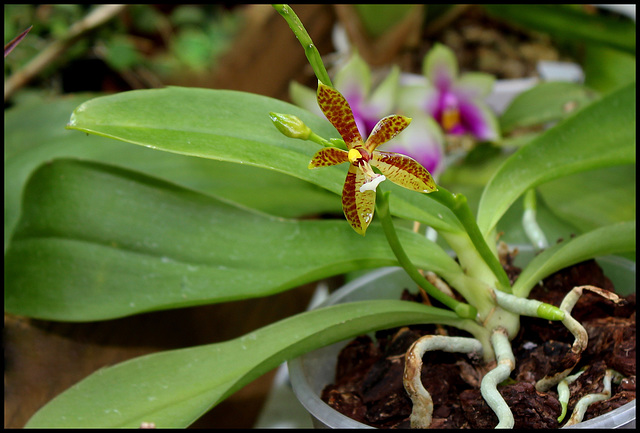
[308, 147, 349, 169]
[317, 82, 364, 149]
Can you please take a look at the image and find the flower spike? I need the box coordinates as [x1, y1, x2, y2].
[310, 82, 437, 235]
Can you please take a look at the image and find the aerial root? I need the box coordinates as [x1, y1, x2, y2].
[535, 285, 623, 392]
[480, 328, 516, 429]
[563, 369, 624, 426]
[403, 335, 483, 429]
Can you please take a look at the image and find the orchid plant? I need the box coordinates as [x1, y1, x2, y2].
[5, 4, 635, 429]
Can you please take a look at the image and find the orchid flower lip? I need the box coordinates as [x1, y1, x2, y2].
[360, 175, 386, 192]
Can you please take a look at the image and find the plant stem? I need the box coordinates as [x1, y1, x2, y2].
[376, 190, 477, 320]
[428, 186, 512, 293]
[272, 4, 333, 87]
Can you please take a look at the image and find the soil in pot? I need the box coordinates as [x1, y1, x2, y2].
[321, 253, 636, 428]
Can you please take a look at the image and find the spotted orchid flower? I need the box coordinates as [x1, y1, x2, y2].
[310, 82, 437, 235]
[292, 53, 446, 179]
[417, 43, 500, 141]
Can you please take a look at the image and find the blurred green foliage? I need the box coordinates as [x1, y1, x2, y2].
[4, 5, 243, 93]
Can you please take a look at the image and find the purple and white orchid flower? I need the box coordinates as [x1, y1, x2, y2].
[417, 43, 500, 142]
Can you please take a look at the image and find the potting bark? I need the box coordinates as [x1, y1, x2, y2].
[321, 257, 636, 428]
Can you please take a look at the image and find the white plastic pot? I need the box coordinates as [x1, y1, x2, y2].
[288, 250, 636, 429]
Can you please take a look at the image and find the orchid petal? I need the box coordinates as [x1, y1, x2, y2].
[372, 151, 438, 193]
[365, 64, 401, 117]
[457, 72, 496, 99]
[423, 43, 458, 91]
[289, 81, 323, 118]
[365, 115, 412, 152]
[317, 83, 363, 149]
[334, 52, 372, 104]
[342, 165, 376, 235]
[308, 147, 350, 169]
[381, 113, 445, 176]
[458, 98, 501, 142]
[398, 81, 439, 118]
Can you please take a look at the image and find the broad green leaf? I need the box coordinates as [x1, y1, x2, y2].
[583, 43, 637, 94]
[477, 82, 635, 238]
[4, 95, 339, 252]
[5, 159, 463, 321]
[66, 86, 462, 233]
[483, 5, 636, 54]
[499, 82, 598, 134]
[512, 221, 636, 298]
[25, 299, 466, 428]
[538, 165, 636, 233]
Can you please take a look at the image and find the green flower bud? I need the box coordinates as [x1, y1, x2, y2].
[269, 112, 311, 140]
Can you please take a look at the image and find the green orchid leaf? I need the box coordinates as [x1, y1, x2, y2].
[25, 299, 463, 428]
[499, 82, 598, 134]
[538, 165, 636, 234]
[5, 159, 463, 321]
[583, 43, 637, 94]
[483, 5, 636, 55]
[65, 86, 461, 233]
[477, 81, 635, 238]
[4, 95, 339, 253]
[512, 221, 636, 298]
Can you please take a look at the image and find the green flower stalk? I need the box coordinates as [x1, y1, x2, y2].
[377, 190, 477, 320]
[272, 4, 333, 87]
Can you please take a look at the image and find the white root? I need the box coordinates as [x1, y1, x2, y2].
[536, 285, 622, 392]
[556, 369, 585, 423]
[480, 328, 516, 429]
[403, 335, 483, 429]
[564, 369, 624, 426]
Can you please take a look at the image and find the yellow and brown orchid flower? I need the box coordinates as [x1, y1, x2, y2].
[310, 82, 437, 235]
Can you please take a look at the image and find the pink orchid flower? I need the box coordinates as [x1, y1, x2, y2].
[420, 43, 500, 142]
